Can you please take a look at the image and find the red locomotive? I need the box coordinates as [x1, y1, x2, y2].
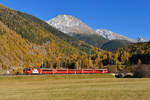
[24, 68, 108, 75]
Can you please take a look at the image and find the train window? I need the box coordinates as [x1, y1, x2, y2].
[42, 70, 53, 72]
[57, 70, 67, 72]
[84, 70, 92, 71]
[96, 70, 103, 72]
[69, 70, 75, 71]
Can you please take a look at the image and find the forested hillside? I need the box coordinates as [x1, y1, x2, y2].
[0, 4, 89, 70]
[73, 34, 109, 48]
[87, 42, 150, 72]
[16, 11, 98, 54]
[0, 21, 43, 68]
[115, 42, 150, 65]
[102, 40, 132, 51]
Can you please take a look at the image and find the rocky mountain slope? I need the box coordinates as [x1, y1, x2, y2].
[47, 15, 96, 35]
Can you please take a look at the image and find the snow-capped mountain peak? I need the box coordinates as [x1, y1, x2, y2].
[47, 14, 96, 35]
[47, 14, 146, 43]
[136, 37, 147, 42]
[95, 29, 137, 43]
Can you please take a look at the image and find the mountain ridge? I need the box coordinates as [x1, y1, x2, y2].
[48, 14, 147, 43]
[47, 14, 136, 51]
[136, 37, 147, 42]
[96, 29, 137, 43]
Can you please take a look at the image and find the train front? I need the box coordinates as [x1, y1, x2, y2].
[24, 68, 41, 75]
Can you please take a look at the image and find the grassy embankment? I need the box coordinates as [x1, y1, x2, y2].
[0, 74, 150, 100]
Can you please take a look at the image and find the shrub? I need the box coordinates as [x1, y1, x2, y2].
[133, 65, 150, 78]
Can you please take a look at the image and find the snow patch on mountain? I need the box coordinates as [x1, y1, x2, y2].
[96, 29, 137, 43]
[136, 37, 147, 42]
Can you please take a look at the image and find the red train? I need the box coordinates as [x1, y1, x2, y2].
[24, 68, 108, 75]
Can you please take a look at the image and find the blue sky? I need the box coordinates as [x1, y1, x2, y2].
[1, 0, 150, 40]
